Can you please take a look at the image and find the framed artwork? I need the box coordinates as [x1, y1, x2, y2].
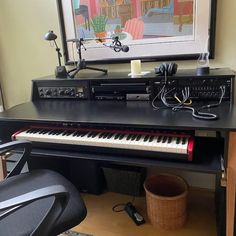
[57, 0, 217, 64]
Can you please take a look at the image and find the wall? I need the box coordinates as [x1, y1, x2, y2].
[0, 0, 236, 108]
[0, 0, 60, 108]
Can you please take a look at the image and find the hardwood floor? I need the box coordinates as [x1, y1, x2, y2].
[73, 189, 217, 236]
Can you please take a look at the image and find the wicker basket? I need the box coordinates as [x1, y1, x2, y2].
[144, 174, 188, 230]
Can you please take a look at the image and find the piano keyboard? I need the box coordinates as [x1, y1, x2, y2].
[12, 126, 194, 161]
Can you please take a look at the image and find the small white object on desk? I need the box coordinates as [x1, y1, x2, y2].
[130, 60, 141, 76]
[128, 71, 151, 77]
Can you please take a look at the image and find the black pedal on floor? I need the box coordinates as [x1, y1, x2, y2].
[124, 202, 145, 226]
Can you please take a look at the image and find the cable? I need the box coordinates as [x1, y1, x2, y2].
[151, 84, 166, 110]
[112, 195, 136, 213]
[112, 203, 126, 212]
[174, 95, 192, 105]
[152, 73, 224, 120]
[172, 106, 218, 120]
[151, 70, 168, 110]
[198, 86, 225, 110]
[161, 87, 190, 108]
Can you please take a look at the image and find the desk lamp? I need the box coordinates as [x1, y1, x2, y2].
[44, 30, 68, 78]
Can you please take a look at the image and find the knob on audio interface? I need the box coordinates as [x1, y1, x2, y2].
[38, 86, 87, 99]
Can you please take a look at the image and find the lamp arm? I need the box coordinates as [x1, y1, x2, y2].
[54, 40, 62, 66]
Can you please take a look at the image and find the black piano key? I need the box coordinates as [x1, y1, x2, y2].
[126, 134, 132, 140]
[149, 136, 154, 142]
[66, 130, 75, 136]
[136, 135, 141, 141]
[41, 130, 50, 135]
[167, 137, 172, 143]
[31, 129, 40, 134]
[131, 135, 137, 141]
[114, 133, 121, 140]
[107, 133, 113, 139]
[80, 132, 89, 137]
[119, 134, 125, 140]
[47, 130, 55, 135]
[26, 129, 33, 133]
[87, 132, 95, 138]
[102, 133, 110, 139]
[182, 137, 187, 144]
[107, 132, 113, 138]
[100, 132, 107, 138]
[162, 136, 167, 143]
[176, 137, 181, 144]
[38, 129, 46, 134]
[43, 129, 51, 135]
[62, 131, 70, 136]
[72, 131, 81, 137]
[157, 136, 162, 143]
[26, 128, 33, 133]
[144, 135, 150, 142]
[99, 132, 105, 138]
[54, 130, 64, 135]
[91, 132, 99, 138]
[50, 130, 60, 135]
[75, 132, 85, 137]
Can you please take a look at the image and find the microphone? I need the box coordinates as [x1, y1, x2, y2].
[111, 44, 129, 52]
[103, 36, 129, 53]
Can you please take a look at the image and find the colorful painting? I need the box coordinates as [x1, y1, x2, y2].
[58, 0, 216, 63]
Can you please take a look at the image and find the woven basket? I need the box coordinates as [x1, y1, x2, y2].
[144, 174, 188, 230]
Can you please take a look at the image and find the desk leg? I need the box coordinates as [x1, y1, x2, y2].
[227, 132, 236, 236]
[0, 156, 7, 180]
[227, 167, 236, 236]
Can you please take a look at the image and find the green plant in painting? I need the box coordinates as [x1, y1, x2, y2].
[91, 15, 107, 33]
[114, 25, 122, 33]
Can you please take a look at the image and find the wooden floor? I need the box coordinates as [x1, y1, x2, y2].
[73, 189, 217, 236]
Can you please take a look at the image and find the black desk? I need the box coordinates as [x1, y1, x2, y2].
[0, 100, 236, 236]
[1, 100, 236, 130]
[0, 100, 232, 170]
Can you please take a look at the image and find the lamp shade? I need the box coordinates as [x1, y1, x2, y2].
[44, 30, 57, 41]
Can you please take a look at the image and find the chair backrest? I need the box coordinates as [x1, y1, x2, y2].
[0, 141, 87, 236]
[124, 18, 144, 40]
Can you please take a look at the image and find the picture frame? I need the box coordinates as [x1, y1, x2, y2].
[57, 0, 217, 64]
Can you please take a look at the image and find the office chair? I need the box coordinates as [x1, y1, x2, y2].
[0, 140, 87, 236]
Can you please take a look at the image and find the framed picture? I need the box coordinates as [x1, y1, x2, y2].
[57, 0, 217, 64]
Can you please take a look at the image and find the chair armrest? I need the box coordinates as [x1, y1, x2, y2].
[0, 140, 32, 178]
[0, 185, 69, 236]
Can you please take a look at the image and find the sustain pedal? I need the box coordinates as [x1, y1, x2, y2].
[124, 202, 145, 226]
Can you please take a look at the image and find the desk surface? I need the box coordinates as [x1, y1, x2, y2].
[1, 100, 236, 131]
[38, 68, 235, 81]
